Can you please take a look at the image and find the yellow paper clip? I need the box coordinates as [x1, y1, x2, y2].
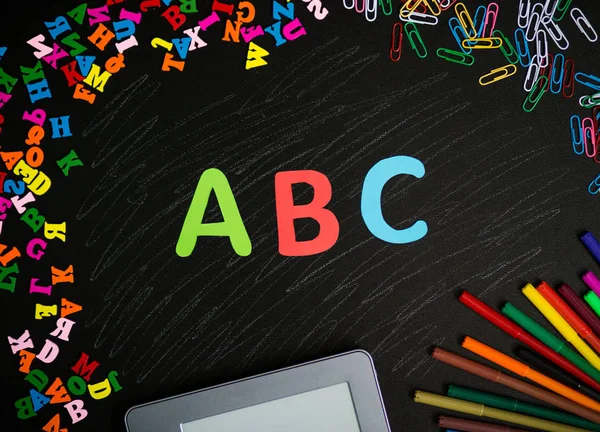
[422, 0, 441, 16]
[400, 0, 424, 18]
[462, 37, 503, 49]
[479, 64, 517, 86]
[454, 2, 477, 38]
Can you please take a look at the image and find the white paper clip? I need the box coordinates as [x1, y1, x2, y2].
[571, 8, 598, 43]
[524, 55, 541, 92]
[518, 0, 530, 29]
[365, 0, 377, 22]
[526, 3, 543, 42]
[400, 11, 438, 25]
[543, 0, 559, 18]
[543, 17, 569, 50]
[536, 29, 549, 68]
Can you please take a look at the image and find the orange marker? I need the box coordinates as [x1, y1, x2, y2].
[537, 282, 600, 355]
[462, 336, 600, 413]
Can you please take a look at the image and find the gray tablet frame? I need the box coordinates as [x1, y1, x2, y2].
[125, 349, 391, 432]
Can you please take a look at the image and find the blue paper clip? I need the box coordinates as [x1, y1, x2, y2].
[449, 16, 471, 54]
[589, 173, 600, 195]
[575, 73, 600, 92]
[550, 53, 565, 94]
[514, 28, 531, 67]
[570, 114, 584, 155]
[472, 5, 487, 38]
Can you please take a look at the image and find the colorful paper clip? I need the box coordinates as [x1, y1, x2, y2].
[479, 64, 517, 86]
[365, 0, 377, 21]
[571, 114, 584, 155]
[518, 0, 530, 29]
[539, 52, 553, 92]
[400, 0, 426, 18]
[493, 30, 518, 64]
[482, 3, 499, 38]
[549, 53, 564, 94]
[553, 0, 573, 22]
[514, 28, 531, 67]
[379, 0, 393, 16]
[571, 8, 598, 43]
[580, 93, 600, 109]
[400, 11, 438, 25]
[462, 37, 502, 49]
[583, 117, 597, 158]
[575, 73, 600, 92]
[524, 57, 541, 92]
[562, 58, 575, 98]
[544, 0, 559, 18]
[589, 173, 600, 195]
[449, 17, 472, 54]
[455, 2, 477, 38]
[423, 0, 441, 16]
[405, 22, 427, 58]
[390, 22, 403, 62]
[343, 0, 355, 9]
[438, 0, 458, 11]
[594, 106, 600, 135]
[472, 5, 487, 38]
[543, 18, 569, 50]
[436, 47, 474, 66]
[523, 75, 548, 112]
[535, 29, 548, 67]
[525, 2, 543, 42]
[355, 0, 365, 13]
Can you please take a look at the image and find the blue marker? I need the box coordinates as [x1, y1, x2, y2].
[582, 232, 600, 265]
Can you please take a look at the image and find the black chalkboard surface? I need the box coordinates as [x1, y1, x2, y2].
[1, 0, 600, 431]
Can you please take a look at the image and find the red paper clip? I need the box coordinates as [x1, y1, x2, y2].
[562, 58, 575, 98]
[583, 117, 597, 158]
[390, 22, 403, 62]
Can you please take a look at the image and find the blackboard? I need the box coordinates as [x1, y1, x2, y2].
[1, 0, 600, 431]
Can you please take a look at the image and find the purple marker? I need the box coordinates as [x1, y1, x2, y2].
[582, 271, 600, 297]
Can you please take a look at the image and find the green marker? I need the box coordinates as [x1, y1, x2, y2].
[584, 291, 600, 318]
[502, 302, 600, 384]
[447, 385, 600, 431]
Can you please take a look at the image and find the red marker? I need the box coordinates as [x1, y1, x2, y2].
[459, 290, 600, 392]
[537, 282, 600, 355]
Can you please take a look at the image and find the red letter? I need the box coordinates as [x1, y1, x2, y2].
[275, 171, 339, 256]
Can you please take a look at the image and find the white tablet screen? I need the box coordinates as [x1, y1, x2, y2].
[180, 382, 361, 432]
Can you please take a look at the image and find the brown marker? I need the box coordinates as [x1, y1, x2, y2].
[438, 416, 529, 432]
[432, 347, 600, 424]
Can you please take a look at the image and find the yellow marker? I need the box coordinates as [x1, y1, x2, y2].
[413, 391, 586, 432]
[522, 284, 600, 370]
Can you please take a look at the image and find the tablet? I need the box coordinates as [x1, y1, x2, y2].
[125, 349, 391, 432]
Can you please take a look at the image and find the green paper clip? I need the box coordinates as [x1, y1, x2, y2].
[523, 75, 548, 112]
[436, 48, 474, 66]
[553, 0, 572, 22]
[379, 0, 393, 16]
[405, 22, 427, 58]
[493, 29, 519, 64]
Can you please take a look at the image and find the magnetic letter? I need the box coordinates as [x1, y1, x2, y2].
[71, 352, 99, 381]
[64, 400, 88, 423]
[35, 304, 58, 319]
[36, 339, 60, 364]
[49, 318, 75, 341]
[8, 330, 34, 354]
[51, 265, 74, 284]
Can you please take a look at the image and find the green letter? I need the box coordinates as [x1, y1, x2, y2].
[176, 168, 251, 257]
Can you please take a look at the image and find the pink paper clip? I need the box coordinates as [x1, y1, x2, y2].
[482, 3, 499, 38]
[355, 0, 365, 13]
[390, 22, 403, 62]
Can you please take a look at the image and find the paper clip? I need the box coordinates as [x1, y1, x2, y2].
[400, 0, 426, 18]
[472, 5, 487, 38]
[455, 2, 477, 38]
[436, 47, 474, 66]
[343, 0, 355, 9]
[482, 3, 499, 38]
[518, 0, 530, 29]
[583, 117, 596, 158]
[405, 22, 427, 58]
[594, 106, 600, 135]
[462, 37, 502, 49]
[355, 0, 365, 13]
[525, 3, 543, 42]
[365, 0, 377, 21]
[379, 0, 393, 16]
[535, 29, 548, 67]
[549, 53, 564, 94]
[514, 28, 531, 67]
[479, 64, 517, 86]
[553, 0, 572, 22]
[579, 94, 600, 109]
[562, 58, 575, 98]
[575, 73, 600, 92]
[538, 52, 553, 92]
[571, 115, 584, 155]
[400, 11, 438, 25]
[543, 18, 569, 50]
[571, 8, 598, 43]
[390, 23, 403, 62]
[438, 0, 457, 11]
[588, 173, 600, 195]
[449, 17, 471, 54]
[523, 75, 548, 112]
[543, 0, 559, 18]
[493, 30, 518, 64]
[523, 57, 541, 92]
[423, 0, 441, 16]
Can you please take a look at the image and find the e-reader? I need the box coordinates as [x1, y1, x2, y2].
[125, 349, 391, 432]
